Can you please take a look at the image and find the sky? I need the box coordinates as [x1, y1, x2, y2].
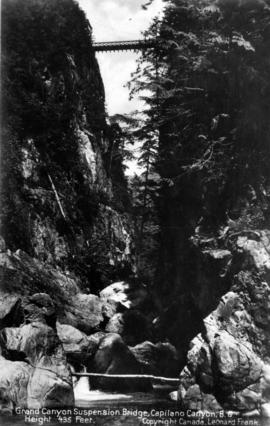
[76, 0, 164, 116]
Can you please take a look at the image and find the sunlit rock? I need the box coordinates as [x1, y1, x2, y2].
[0, 357, 32, 411]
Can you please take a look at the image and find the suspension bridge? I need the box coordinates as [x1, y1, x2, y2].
[93, 39, 155, 52]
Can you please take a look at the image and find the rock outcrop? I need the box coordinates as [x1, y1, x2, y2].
[0, 0, 135, 410]
[56, 323, 105, 368]
[2, 0, 134, 293]
[0, 249, 103, 334]
[91, 333, 151, 391]
[130, 341, 179, 377]
[0, 322, 74, 410]
[100, 281, 152, 345]
[0, 357, 33, 411]
[100, 281, 148, 318]
[4, 0, 270, 417]
[178, 230, 270, 416]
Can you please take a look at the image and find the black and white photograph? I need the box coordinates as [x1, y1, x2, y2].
[1, 0, 270, 425]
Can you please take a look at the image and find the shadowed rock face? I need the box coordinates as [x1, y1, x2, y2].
[56, 322, 105, 368]
[0, 0, 172, 413]
[0, 0, 136, 408]
[105, 310, 151, 345]
[91, 333, 152, 392]
[130, 341, 179, 378]
[0, 250, 104, 334]
[100, 281, 148, 317]
[0, 246, 107, 410]
[100, 282, 153, 345]
[178, 230, 270, 416]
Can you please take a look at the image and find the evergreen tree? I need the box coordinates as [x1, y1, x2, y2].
[130, 0, 270, 298]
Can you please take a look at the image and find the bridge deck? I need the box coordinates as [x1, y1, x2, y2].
[93, 39, 155, 52]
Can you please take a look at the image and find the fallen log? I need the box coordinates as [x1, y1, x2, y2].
[72, 372, 179, 386]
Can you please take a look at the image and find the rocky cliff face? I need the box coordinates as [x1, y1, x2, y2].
[1, 0, 133, 290]
[178, 230, 270, 416]
[2, 0, 270, 417]
[0, 0, 135, 410]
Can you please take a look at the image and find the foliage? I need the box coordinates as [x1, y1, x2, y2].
[129, 0, 270, 295]
[129, 173, 160, 285]
[1, 0, 133, 291]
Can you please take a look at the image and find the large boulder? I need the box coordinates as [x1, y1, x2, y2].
[105, 310, 151, 345]
[91, 333, 151, 391]
[0, 357, 33, 412]
[130, 341, 179, 377]
[28, 359, 74, 408]
[100, 281, 148, 319]
[179, 294, 266, 412]
[213, 331, 262, 395]
[56, 323, 90, 367]
[0, 322, 74, 408]
[236, 231, 270, 270]
[63, 293, 103, 334]
[56, 323, 105, 368]
[182, 383, 223, 412]
[178, 230, 270, 415]
[22, 293, 56, 327]
[0, 249, 104, 333]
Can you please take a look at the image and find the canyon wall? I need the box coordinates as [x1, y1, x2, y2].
[0, 0, 135, 410]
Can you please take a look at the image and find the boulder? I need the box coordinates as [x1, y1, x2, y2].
[131, 341, 179, 377]
[22, 293, 56, 326]
[178, 231, 270, 415]
[186, 335, 213, 391]
[2, 323, 60, 364]
[0, 356, 33, 412]
[86, 332, 106, 359]
[225, 384, 261, 412]
[28, 360, 74, 408]
[0, 249, 104, 333]
[183, 384, 223, 411]
[56, 322, 90, 367]
[213, 331, 262, 395]
[92, 333, 151, 391]
[100, 281, 148, 319]
[236, 231, 270, 271]
[105, 310, 151, 345]
[57, 293, 103, 335]
[56, 323, 104, 368]
[0, 322, 74, 408]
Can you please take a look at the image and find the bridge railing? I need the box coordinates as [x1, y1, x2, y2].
[93, 39, 155, 52]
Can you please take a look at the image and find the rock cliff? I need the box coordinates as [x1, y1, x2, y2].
[178, 230, 270, 415]
[1, 0, 133, 292]
[0, 0, 135, 410]
[2, 0, 270, 418]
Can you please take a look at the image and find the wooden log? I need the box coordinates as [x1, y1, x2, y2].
[72, 372, 179, 386]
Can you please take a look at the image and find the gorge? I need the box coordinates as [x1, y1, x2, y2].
[1, 0, 270, 423]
